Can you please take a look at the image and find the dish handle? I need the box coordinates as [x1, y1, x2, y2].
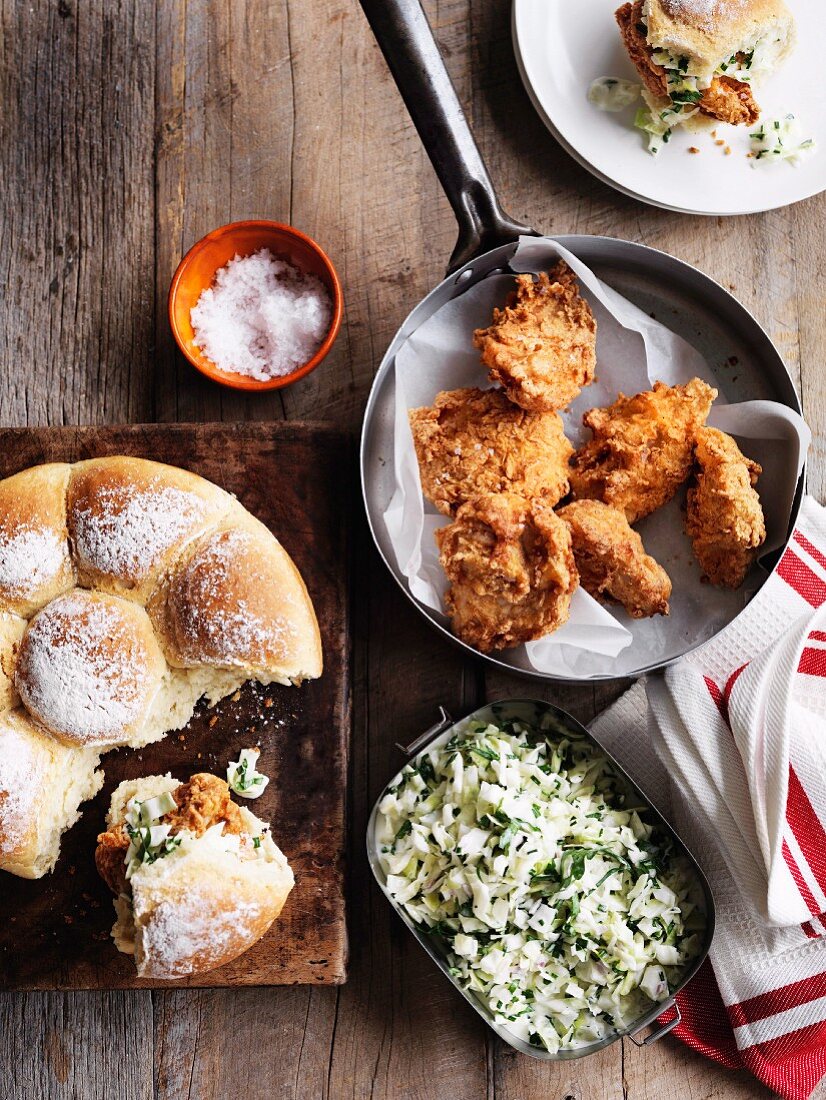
[627, 1002, 682, 1047]
[357, 0, 538, 274]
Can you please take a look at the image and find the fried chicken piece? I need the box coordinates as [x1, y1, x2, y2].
[615, 3, 760, 126]
[616, 2, 670, 100]
[95, 825, 131, 896]
[685, 427, 766, 588]
[409, 388, 573, 516]
[436, 492, 578, 652]
[472, 262, 597, 413]
[95, 774, 245, 896]
[569, 378, 716, 524]
[700, 75, 760, 126]
[163, 773, 245, 837]
[558, 500, 671, 618]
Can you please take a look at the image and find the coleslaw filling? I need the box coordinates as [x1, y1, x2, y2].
[750, 115, 815, 165]
[588, 77, 641, 112]
[632, 31, 777, 154]
[376, 717, 705, 1053]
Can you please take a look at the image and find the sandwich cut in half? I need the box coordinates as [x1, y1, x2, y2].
[96, 771, 294, 979]
[615, 0, 795, 152]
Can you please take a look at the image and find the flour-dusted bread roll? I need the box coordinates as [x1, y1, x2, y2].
[96, 773, 294, 979]
[0, 708, 103, 878]
[148, 506, 323, 685]
[14, 589, 167, 749]
[0, 613, 26, 712]
[0, 463, 75, 618]
[67, 457, 234, 605]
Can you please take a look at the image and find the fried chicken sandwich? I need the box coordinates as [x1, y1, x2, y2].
[616, 0, 795, 152]
[96, 771, 294, 979]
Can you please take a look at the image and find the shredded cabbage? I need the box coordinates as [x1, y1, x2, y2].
[635, 107, 675, 155]
[750, 115, 815, 166]
[376, 717, 705, 1053]
[123, 794, 182, 880]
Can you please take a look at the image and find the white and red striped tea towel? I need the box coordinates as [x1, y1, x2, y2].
[590, 496, 826, 1100]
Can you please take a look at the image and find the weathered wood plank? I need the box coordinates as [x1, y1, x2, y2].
[0, 991, 153, 1100]
[0, 0, 156, 427]
[624, 1035, 779, 1099]
[154, 986, 339, 1100]
[326, 542, 492, 1099]
[153, 0, 265, 426]
[0, 1, 158, 1095]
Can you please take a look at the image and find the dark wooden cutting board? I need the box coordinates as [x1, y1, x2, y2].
[0, 423, 350, 990]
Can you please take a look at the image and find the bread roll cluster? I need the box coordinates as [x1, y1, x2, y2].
[0, 457, 322, 880]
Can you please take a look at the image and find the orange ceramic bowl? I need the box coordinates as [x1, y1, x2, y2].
[168, 220, 343, 392]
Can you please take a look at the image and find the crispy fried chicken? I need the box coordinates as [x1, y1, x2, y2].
[569, 378, 716, 524]
[409, 387, 573, 516]
[472, 263, 597, 413]
[558, 499, 671, 618]
[685, 426, 766, 587]
[436, 492, 578, 652]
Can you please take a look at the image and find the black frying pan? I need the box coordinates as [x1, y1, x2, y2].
[358, 0, 804, 682]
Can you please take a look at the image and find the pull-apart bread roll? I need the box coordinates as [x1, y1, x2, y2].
[0, 708, 102, 878]
[0, 456, 321, 878]
[14, 589, 167, 749]
[148, 507, 322, 685]
[0, 463, 75, 618]
[96, 773, 294, 979]
[67, 457, 234, 605]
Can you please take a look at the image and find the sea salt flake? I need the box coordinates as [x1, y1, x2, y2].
[190, 248, 333, 381]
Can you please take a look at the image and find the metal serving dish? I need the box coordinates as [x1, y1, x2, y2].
[358, 0, 805, 683]
[366, 699, 715, 1059]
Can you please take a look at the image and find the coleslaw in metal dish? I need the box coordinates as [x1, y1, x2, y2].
[368, 700, 713, 1059]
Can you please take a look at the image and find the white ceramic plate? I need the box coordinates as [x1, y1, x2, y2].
[512, 0, 826, 215]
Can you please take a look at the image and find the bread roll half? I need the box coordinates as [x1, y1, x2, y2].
[643, 0, 795, 80]
[0, 708, 103, 878]
[99, 774, 294, 979]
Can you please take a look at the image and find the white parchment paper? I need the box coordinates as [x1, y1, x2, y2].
[383, 237, 810, 679]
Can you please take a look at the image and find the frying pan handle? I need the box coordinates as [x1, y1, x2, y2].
[358, 0, 538, 274]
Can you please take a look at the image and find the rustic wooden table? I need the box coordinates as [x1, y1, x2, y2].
[1, 1, 824, 1097]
